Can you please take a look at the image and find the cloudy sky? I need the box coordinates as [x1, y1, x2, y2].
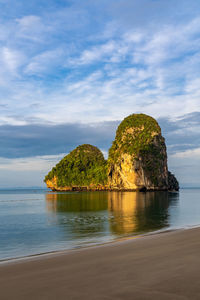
[0, 0, 200, 187]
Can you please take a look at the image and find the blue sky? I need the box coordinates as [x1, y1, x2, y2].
[0, 0, 200, 187]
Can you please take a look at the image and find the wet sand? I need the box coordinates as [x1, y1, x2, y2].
[1, 227, 200, 299]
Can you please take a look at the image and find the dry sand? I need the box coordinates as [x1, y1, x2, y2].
[1, 227, 200, 299]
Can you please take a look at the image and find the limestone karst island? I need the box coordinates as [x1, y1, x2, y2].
[45, 114, 179, 192]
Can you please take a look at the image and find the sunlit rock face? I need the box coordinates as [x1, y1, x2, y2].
[108, 114, 174, 191]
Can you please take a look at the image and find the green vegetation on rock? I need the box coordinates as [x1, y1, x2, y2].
[44, 144, 107, 187]
[108, 114, 162, 164]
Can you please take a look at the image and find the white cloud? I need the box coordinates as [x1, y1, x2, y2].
[185, 78, 200, 94]
[16, 15, 41, 28]
[171, 148, 200, 159]
[70, 41, 117, 65]
[0, 47, 25, 75]
[0, 153, 65, 188]
[16, 15, 51, 42]
[0, 116, 27, 126]
[0, 154, 65, 171]
[25, 48, 66, 75]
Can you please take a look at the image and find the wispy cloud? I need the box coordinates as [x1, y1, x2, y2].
[0, 154, 66, 187]
[1, 14, 200, 125]
[171, 148, 200, 159]
[0, 154, 64, 171]
[25, 48, 66, 75]
[16, 15, 48, 42]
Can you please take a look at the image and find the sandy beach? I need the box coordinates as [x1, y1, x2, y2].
[1, 227, 200, 299]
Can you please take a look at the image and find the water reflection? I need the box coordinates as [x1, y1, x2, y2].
[46, 191, 179, 239]
[46, 192, 108, 212]
[46, 192, 109, 238]
[108, 192, 178, 235]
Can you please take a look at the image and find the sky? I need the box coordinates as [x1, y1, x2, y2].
[0, 0, 200, 187]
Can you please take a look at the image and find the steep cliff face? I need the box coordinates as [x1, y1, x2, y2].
[108, 114, 169, 190]
[44, 144, 107, 191]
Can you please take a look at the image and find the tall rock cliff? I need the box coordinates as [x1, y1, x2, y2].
[108, 114, 177, 191]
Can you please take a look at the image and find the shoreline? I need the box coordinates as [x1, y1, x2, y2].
[0, 224, 199, 265]
[0, 227, 183, 265]
[1, 226, 200, 299]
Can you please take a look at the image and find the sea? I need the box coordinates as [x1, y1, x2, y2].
[0, 188, 200, 261]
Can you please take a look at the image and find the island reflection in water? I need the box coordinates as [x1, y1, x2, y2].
[46, 191, 179, 240]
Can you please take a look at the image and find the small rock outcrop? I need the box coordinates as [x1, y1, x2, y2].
[44, 144, 107, 191]
[168, 171, 179, 191]
[45, 114, 179, 192]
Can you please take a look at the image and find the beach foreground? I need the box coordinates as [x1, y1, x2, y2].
[1, 228, 200, 299]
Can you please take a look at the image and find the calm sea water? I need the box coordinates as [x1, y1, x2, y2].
[0, 189, 200, 260]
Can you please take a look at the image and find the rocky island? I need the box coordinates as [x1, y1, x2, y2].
[45, 144, 108, 191]
[45, 114, 179, 191]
